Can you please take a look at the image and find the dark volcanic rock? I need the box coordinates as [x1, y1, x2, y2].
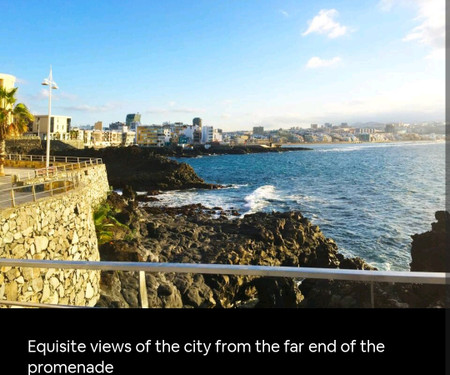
[410, 210, 449, 272]
[96, 193, 376, 308]
[36, 146, 221, 192]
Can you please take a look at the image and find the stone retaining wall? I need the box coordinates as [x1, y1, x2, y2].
[0, 164, 109, 306]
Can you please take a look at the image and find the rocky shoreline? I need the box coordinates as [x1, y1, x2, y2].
[43, 147, 222, 191]
[95, 192, 448, 308]
[27, 145, 311, 191]
[149, 144, 312, 158]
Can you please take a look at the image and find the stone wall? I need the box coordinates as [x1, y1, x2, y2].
[0, 164, 109, 306]
[5, 138, 42, 154]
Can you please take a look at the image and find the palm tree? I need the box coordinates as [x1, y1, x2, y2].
[0, 86, 34, 176]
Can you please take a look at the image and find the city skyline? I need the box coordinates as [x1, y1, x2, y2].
[2, 0, 444, 130]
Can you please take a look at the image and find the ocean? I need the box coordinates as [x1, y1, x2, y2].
[150, 141, 446, 271]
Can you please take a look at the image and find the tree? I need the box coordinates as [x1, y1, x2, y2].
[0, 86, 34, 176]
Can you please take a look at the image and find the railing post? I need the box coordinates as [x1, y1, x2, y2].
[50, 183, 54, 196]
[65, 157, 68, 163]
[32, 184, 37, 202]
[370, 281, 375, 308]
[139, 271, 149, 308]
[10, 189, 16, 207]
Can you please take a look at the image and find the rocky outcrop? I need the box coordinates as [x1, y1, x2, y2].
[410, 211, 449, 272]
[96, 193, 375, 308]
[36, 147, 220, 192]
[149, 144, 312, 158]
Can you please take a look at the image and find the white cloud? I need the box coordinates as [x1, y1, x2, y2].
[378, 0, 395, 12]
[306, 56, 341, 69]
[280, 10, 289, 18]
[145, 106, 204, 114]
[61, 103, 120, 113]
[15, 77, 28, 85]
[302, 9, 348, 38]
[380, 0, 445, 59]
[403, 0, 444, 59]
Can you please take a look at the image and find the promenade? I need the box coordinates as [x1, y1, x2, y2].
[0, 167, 43, 209]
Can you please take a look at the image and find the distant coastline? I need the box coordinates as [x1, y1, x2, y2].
[281, 139, 445, 146]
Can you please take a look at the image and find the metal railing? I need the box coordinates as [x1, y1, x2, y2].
[5, 154, 102, 182]
[0, 154, 103, 209]
[0, 258, 447, 309]
[0, 177, 79, 208]
[6, 154, 102, 164]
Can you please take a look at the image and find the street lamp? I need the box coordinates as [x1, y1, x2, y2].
[41, 66, 58, 169]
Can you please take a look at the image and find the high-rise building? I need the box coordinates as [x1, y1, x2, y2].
[193, 117, 202, 127]
[94, 121, 103, 131]
[311, 124, 318, 130]
[126, 113, 141, 130]
[253, 126, 264, 135]
[201, 126, 214, 144]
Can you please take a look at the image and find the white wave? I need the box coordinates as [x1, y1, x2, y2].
[316, 146, 362, 153]
[144, 189, 235, 211]
[226, 183, 249, 189]
[243, 185, 277, 214]
[315, 141, 442, 153]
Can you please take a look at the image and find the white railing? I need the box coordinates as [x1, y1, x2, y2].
[0, 258, 446, 309]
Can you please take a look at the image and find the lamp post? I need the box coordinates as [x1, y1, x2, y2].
[41, 66, 58, 169]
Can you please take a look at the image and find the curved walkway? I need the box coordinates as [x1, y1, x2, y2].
[0, 167, 38, 209]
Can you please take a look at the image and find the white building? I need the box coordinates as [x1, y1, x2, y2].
[31, 115, 72, 140]
[163, 128, 171, 144]
[213, 128, 223, 143]
[180, 124, 198, 140]
[201, 125, 214, 144]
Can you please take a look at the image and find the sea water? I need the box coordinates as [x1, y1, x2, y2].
[151, 142, 445, 271]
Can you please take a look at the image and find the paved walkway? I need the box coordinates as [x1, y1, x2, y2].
[0, 167, 37, 209]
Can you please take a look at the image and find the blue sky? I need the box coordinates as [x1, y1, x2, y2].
[1, 0, 444, 130]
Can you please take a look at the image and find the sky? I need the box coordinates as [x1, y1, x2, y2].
[1, 0, 445, 130]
